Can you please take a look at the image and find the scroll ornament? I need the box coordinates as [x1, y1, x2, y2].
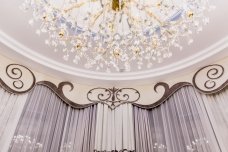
[0, 63, 227, 109]
[0, 64, 36, 94]
[87, 87, 140, 109]
[192, 64, 228, 94]
[0, 64, 93, 108]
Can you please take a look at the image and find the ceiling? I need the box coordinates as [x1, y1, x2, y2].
[0, 0, 228, 85]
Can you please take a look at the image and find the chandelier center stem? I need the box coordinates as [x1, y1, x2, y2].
[112, 0, 124, 11]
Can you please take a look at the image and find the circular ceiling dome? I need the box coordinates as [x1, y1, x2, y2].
[0, 0, 228, 84]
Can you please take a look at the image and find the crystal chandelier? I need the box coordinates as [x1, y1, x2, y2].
[21, 0, 214, 72]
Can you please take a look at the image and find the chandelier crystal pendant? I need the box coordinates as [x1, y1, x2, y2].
[21, 0, 215, 72]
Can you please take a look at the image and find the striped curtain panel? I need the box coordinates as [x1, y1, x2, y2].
[8, 85, 97, 152]
[94, 103, 135, 152]
[200, 88, 228, 152]
[133, 86, 221, 152]
[0, 87, 28, 152]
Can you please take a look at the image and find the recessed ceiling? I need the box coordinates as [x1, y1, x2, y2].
[0, 0, 228, 84]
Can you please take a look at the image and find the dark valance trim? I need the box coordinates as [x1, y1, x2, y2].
[36, 81, 96, 109]
[133, 82, 192, 109]
[192, 64, 228, 94]
[0, 64, 36, 94]
[0, 63, 227, 109]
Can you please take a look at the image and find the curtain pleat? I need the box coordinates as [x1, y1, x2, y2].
[200, 88, 228, 152]
[8, 85, 97, 152]
[3, 83, 227, 152]
[94, 103, 135, 152]
[0, 87, 28, 152]
[133, 86, 221, 152]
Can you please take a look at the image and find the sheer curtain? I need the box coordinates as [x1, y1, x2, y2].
[4, 83, 227, 152]
[200, 88, 228, 152]
[0, 87, 28, 152]
[8, 85, 97, 152]
[94, 103, 135, 152]
[133, 86, 221, 152]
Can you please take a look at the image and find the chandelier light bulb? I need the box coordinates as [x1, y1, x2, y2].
[21, 0, 214, 72]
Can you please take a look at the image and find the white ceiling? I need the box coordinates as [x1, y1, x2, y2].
[0, 0, 228, 85]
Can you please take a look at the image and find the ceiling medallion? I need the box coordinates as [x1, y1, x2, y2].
[21, 0, 215, 72]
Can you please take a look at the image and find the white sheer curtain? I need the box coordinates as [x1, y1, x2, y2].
[133, 86, 221, 152]
[94, 103, 135, 152]
[200, 88, 228, 152]
[8, 85, 97, 152]
[0, 87, 28, 152]
[3, 84, 227, 152]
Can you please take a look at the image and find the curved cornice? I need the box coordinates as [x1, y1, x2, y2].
[0, 63, 227, 109]
[37, 81, 95, 108]
[133, 82, 192, 109]
[0, 30, 228, 83]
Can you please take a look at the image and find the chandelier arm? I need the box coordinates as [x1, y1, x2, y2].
[90, 10, 104, 27]
[145, 9, 163, 25]
[125, 9, 143, 24]
[64, 2, 86, 12]
[63, 0, 100, 13]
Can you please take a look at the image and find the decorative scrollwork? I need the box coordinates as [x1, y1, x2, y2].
[6, 64, 24, 89]
[87, 87, 140, 109]
[0, 64, 36, 94]
[193, 64, 228, 94]
[133, 82, 192, 109]
[37, 81, 95, 109]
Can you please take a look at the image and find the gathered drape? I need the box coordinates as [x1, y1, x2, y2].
[8, 85, 97, 152]
[3, 84, 227, 152]
[200, 88, 228, 152]
[0, 87, 28, 152]
[94, 103, 135, 152]
[133, 86, 221, 152]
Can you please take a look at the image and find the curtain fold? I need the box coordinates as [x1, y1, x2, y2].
[0, 87, 28, 152]
[200, 88, 228, 152]
[8, 85, 97, 152]
[3, 84, 227, 152]
[133, 86, 221, 152]
[94, 103, 135, 152]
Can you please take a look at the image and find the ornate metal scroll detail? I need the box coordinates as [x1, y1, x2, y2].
[193, 64, 228, 94]
[133, 82, 192, 109]
[0, 64, 36, 94]
[37, 81, 95, 109]
[87, 87, 140, 109]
